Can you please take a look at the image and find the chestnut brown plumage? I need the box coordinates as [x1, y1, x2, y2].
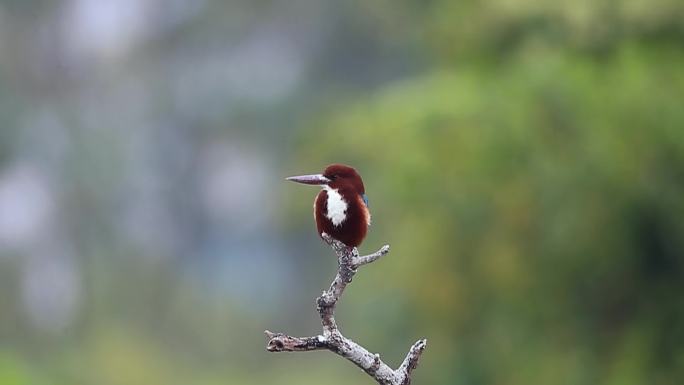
[286, 164, 370, 247]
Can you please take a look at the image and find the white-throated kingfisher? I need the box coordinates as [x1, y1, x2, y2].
[286, 164, 371, 248]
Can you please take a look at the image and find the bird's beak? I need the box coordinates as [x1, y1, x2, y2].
[286, 174, 331, 185]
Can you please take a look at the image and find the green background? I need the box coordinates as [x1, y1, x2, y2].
[0, 1, 683, 384]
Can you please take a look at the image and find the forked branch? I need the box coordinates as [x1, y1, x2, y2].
[265, 234, 427, 385]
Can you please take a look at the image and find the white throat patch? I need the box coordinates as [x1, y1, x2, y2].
[324, 186, 348, 226]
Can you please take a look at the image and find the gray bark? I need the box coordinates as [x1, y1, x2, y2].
[265, 234, 427, 385]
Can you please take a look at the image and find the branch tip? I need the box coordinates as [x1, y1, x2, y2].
[398, 338, 428, 381]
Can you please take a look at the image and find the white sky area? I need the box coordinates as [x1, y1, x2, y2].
[1, 0, 311, 333]
[0, 163, 54, 249]
[65, 0, 149, 60]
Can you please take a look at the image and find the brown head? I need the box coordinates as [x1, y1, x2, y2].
[321, 164, 365, 194]
[286, 163, 365, 195]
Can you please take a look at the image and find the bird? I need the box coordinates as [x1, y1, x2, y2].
[286, 164, 371, 248]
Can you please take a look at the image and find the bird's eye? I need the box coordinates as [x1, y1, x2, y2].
[328, 174, 337, 180]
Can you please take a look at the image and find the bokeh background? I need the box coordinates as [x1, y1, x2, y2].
[1, 1, 683, 384]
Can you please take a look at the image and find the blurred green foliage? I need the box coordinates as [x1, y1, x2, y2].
[296, 45, 684, 384]
[1, 1, 683, 385]
[291, 2, 684, 384]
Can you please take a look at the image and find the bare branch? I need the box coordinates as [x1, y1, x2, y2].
[352, 244, 390, 267]
[397, 339, 428, 384]
[264, 331, 327, 352]
[265, 233, 428, 384]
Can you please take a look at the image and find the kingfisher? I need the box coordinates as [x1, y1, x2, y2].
[286, 164, 371, 248]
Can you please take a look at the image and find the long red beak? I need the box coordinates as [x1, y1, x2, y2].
[286, 174, 331, 185]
